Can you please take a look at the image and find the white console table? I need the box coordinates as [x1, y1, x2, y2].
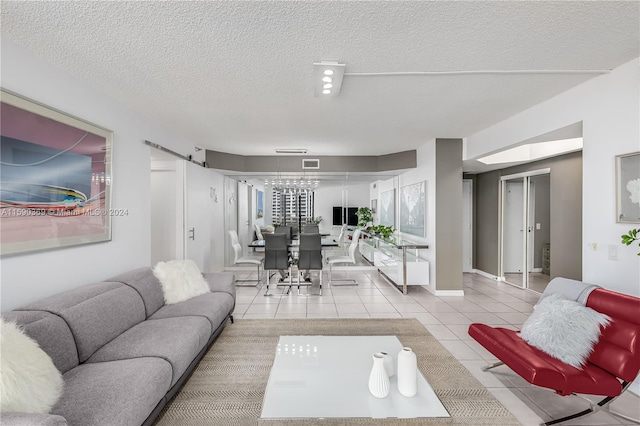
[359, 232, 429, 294]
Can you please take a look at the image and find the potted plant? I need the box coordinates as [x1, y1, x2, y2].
[621, 228, 640, 255]
[356, 207, 373, 228]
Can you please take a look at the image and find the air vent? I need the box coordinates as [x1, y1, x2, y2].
[302, 159, 320, 169]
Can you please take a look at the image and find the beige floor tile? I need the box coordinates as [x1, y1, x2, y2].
[404, 312, 441, 325]
[333, 295, 362, 304]
[417, 302, 459, 313]
[276, 304, 307, 314]
[392, 302, 427, 313]
[364, 303, 398, 313]
[462, 311, 510, 324]
[369, 312, 403, 318]
[335, 303, 368, 314]
[422, 324, 458, 340]
[337, 313, 371, 318]
[245, 304, 279, 314]
[307, 304, 338, 315]
[439, 340, 485, 361]
[474, 302, 518, 313]
[432, 312, 473, 325]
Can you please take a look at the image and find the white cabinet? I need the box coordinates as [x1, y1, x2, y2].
[359, 233, 429, 294]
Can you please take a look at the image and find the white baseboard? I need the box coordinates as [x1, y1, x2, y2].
[474, 269, 504, 281]
[530, 268, 542, 273]
[434, 290, 465, 297]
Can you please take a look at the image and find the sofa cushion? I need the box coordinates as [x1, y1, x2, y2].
[86, 316, 211, 386]
[109, 267, 165, 318]
[204, 272, 236, 299]
[153, 259, 210, 305]
[17, 282, 146, 362]
[52, 358, 171, 426]
[0, 320, 63, 414]
[149, 292, 234, 331]
[1, 311, 78, 374]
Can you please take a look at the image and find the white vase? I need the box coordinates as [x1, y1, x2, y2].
[397, 347, 417, 397]
[368, 352, 390, 398]
[380, 351, 394, 377]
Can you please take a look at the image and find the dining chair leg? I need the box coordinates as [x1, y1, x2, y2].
[319, 270, 323, 296]
[328, 263, 358, 286]
[264, 270, 272, 296]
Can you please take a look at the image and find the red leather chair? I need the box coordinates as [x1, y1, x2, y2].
[468, 288, 640, 426]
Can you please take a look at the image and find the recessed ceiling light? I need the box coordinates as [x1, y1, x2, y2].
[313, 61, 346, 97]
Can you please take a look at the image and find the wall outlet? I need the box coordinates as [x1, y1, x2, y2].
[589, 243, 598, 251]
[536, 223, 541, 230]
[608, 244, 618, 261]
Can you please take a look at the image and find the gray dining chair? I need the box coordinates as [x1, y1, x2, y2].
[326, 228, 362, 286]
[263, 233, 291, 296]
[228, 230, 263, 286]
[296, 233, 323, 295]
[274, 226, 293, 243]
[302, 224, 319, 234]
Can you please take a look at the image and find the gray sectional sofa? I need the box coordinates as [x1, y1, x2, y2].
[1, 267, 236, 426]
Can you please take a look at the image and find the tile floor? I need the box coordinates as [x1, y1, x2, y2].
[229, 268, 640, 426]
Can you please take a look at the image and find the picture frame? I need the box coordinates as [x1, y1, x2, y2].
[1, 89, 114, 256]
[400, 181, 426, 237]
[256, 189, 264, 218]
[371, 199, 377, 214]
[616, 151, 640, 223]
[379, 189, 395, 227]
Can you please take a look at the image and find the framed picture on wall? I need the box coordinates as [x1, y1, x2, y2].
[256, 189, 264, 218]
[400, 181, 426, 237]
[0, 89, 113, 256]
[616, 151, 640, 223]
[379, 190, 395, 227]
[371, 199, 377, 214]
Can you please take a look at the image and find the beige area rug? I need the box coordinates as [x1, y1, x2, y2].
[155, 318, 519, 425]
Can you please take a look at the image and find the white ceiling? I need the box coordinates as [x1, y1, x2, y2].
[1, 1, 638, 158]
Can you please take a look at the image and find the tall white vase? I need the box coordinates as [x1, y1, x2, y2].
[368, 352, 390, 398]
[397, 347, 417, 397]
[380, 351, 394, 377]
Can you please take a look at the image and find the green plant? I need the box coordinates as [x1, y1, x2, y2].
[621, 228, 640, 255]
[368, 224, 394, 238]
[356, 207, 373, 227]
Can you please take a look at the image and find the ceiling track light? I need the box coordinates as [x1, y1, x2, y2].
[313, 61, 346, 97]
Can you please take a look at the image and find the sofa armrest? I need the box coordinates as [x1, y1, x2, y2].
[0, 413, 68, 426]
[203, 272, 236, 300]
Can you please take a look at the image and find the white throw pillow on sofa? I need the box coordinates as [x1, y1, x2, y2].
[153, 259, 210, 305]
[0, 320, 64, 413]
[519, 293, 611, 368]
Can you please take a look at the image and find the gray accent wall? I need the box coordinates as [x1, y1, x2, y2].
[206, 150, 417, 173]
[474, 151, 582, 281]
[435, 139, 463, 291]
[474, 170, 501, 276]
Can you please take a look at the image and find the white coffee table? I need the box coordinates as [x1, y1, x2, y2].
[261, 335, 450, 419]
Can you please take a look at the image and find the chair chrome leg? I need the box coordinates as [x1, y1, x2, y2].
[264, 270, 272, 296]
[235, 264, 263, 287]
[328, 263, 358, 286]
[319, 271, 323, 296]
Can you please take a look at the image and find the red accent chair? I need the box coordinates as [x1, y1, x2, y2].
[468, 288, 640, 426]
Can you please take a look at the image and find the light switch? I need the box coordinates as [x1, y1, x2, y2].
[536, 223, 541, 230]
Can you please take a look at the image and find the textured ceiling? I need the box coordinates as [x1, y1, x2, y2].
[1, 1, 638, 156]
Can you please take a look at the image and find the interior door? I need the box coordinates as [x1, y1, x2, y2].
[184, 161, 213, 272]
[503, 178, 526, 280]
[527, 174, 551, 293]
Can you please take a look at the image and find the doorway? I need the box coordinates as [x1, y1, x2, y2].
[500, 169, 551, 292]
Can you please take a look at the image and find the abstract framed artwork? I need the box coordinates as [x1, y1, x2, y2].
[256, 189, 264, 218]
[379, 189, 395, 227]
[0, 89, 114, 256]
[616, 151, 640, 223]
[400, 181, 426, 237]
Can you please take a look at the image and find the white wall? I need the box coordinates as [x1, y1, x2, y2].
[0, 38, 225, 310]
[466, 58, 640, 297]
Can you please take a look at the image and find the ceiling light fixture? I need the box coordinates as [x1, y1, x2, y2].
[275, 148, 308, 154]
[313, 61, 346, 97]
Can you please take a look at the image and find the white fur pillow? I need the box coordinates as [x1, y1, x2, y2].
[520, 294, 611, 368]
[0, 320, 64, 413]
[153, 259, 210, 305]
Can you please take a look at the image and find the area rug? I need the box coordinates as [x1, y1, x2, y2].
[155, 318, 519, 425]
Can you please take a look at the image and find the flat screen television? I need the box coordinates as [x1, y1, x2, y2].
[332, 207, 358, 226]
